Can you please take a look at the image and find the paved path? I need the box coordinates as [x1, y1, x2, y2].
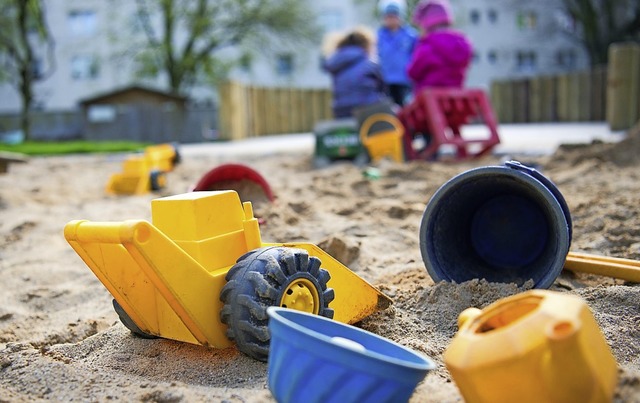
[181, 122, 626, 158]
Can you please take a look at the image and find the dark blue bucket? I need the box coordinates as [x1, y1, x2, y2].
[419, 161, 572, 289]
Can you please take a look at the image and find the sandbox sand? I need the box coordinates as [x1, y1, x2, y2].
[1, 125, 639, 402]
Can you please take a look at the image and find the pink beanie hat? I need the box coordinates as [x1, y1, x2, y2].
[412, 0, 453, 31]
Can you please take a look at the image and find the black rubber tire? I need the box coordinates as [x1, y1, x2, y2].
[353, 150, 371, 167]
[170, 143, 181, 166]
[219, 246, 335, 361]
[313, 156, 332, 169]
[112, 299, 158, 339]
[149, 170, 166, 191]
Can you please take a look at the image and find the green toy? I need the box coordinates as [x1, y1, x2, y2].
[312, 119, 368, 168]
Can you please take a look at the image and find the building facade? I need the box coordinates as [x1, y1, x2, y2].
[0, 0, 588, 113]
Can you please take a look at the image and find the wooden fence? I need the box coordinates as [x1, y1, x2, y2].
[490, 67, 608, 124]
[218, 82, 333, 140]
[491, 42, 640, 130]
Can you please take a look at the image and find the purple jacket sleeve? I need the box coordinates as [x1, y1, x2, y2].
[407, 41, 438, 83]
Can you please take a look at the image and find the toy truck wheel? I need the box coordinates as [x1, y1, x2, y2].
[149, 170, 166, 191]
[220, 246, 335, 361]
[313, 156, 331, 169]
[112, 299, 157, 339]
[354, 150, 370, 167]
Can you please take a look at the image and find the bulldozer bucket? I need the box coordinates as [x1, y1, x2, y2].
[278, 242, 392, 324]
[64, 219, 232, 348]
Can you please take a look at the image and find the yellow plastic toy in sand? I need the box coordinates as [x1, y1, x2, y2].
[444, 290, 617, 403]
[359, 113, 405, 163]
[105, 143, 180, 195]
[64, 190, 391, 361]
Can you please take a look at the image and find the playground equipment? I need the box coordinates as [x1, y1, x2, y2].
[267, 307, 435, 403]
[444, 290, 617, 403]
[106, 143, 180, 195]
[398, 88, 500, 161]
[64, 190, 391, 361]
[359, 113, 405, 163]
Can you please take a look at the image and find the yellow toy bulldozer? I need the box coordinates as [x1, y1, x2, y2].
[64, 190, 391, 361]
[105, 143, 180, 195]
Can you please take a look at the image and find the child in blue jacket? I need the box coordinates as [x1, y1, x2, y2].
[377, 2, 417, 106]
[322, 31, 387, 118]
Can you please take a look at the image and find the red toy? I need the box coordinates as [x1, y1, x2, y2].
[398, 88, 500, 161]
[191, 163, 275, 202]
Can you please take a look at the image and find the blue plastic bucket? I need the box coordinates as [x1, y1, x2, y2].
[419, 161, 572, 289]
[267, 307, 435, 403]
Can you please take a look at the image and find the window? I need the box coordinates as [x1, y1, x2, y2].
[68, 10, 97, 37]
[516, 50, 537, 73]
[517, 11, 537, 30]
[71, 55, 99, 80]
[88, 105, 116, 123]
[556, 49, 577, 69]
[470, 9, 481, 25]
[276, 53, 294, 76]
[487, 50, 498, 65]
[487, 9, 498, 24]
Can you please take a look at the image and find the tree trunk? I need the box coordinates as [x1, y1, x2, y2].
[19, 65, 32, 142]
[17, 0, 34, 142]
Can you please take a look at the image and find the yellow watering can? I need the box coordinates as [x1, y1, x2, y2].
[444, 290, 618, 403]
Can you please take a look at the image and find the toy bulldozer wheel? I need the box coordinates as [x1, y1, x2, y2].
[113, 299, 157, 339]
[149, 170, 167, 191]
[220, 246, 335, 361]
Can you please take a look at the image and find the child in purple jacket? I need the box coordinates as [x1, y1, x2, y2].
[407, 0, 473, 96]
[322, 31, 386, 118]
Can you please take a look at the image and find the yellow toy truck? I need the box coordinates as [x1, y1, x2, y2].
[64, 190, 391, 361]
[105, 143, 180, 195]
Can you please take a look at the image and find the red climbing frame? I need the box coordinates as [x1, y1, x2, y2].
[398, 88, 501, 161]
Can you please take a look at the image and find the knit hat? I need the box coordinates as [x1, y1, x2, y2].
[383, 4, 401, 16]
[412, 0, 453, 31]
[378, 0, 407, 17]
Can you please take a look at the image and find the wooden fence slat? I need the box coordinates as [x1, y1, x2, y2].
[529, 76, 542, 123]
[591, 66, 607, 121]
[577, 71, 591, 121]
[607, 43, 640, 130]
[489, 81, 502, 122]
[541, 76, 557, 122]
[556, 74, 570, 122]
[516, 80, 529, 123]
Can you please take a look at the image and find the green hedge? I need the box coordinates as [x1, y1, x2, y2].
[0, 141, 150, 156]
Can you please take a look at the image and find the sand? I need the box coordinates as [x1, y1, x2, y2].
[1, 125, 639, 402]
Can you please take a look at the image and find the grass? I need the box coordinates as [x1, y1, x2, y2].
[0, 140, 151, 156]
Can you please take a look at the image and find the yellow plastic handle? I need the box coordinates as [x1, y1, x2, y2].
[359, 113, 404, 141]
[564, 251, 640, 283]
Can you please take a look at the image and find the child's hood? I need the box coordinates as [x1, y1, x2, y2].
[424, 30, 472, 66]
[323, 46, 369, 73]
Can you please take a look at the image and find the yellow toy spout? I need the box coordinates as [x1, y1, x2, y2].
[64, 190, 391, 360]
